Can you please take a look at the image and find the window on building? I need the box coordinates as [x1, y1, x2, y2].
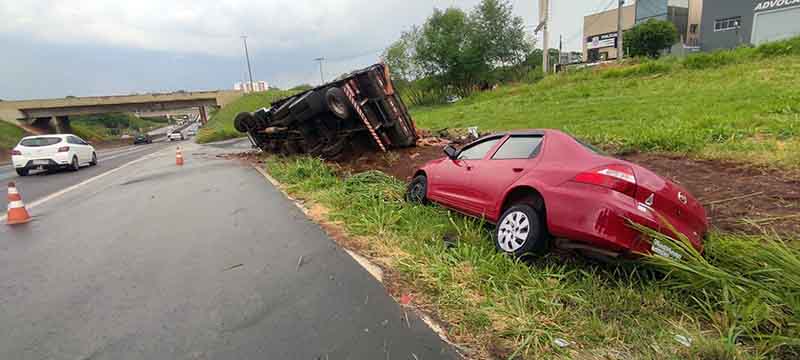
[714, 17, 741, 32]
[689, 24, 698, 34]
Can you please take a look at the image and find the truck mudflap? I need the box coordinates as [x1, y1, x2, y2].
[235, 63, 418, 159]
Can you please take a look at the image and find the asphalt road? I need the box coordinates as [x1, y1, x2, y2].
[0, 139, 456, 359]
[0, 140, 176, 210]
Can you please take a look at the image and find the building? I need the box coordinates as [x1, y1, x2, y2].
[559, 51, 583, 64]
[687, 0, 704, 46]
[635, 0, 690, 37]
[583, 0, 703, 62]
[700, 0, 800, 51]
[583, 4, 636, 62]
[234, 81, 269, 93]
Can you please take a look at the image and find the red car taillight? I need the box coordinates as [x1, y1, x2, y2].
[11, 149, 22, 156]
[574, 164, 637, 197]
[58, 146, 70, 152]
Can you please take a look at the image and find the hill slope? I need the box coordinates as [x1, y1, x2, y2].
[197, 90, 296, 143]
[412, 41, 800, 169]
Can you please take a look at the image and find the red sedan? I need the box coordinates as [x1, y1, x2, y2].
[406, 130, 707, 258]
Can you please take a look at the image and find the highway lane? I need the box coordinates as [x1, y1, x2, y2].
[0, 140, 179, 210]
[0, 140, 457, 359]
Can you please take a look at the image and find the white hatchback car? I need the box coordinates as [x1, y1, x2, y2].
[11, 134, 97, 176]
[168, 132, 185, 141]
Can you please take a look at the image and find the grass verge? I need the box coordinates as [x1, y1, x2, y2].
[0, 120, 28, 151]
[265, 156, 799, 359]
[411, 38, 800, 169]
[197, 90, 295, 143]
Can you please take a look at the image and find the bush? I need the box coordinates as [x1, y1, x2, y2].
[684, 50, 743, 69]
[625, 19, 679, 58]
[756, 36, 800, 57]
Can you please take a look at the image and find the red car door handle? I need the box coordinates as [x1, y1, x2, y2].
[513, 168, 524, 173]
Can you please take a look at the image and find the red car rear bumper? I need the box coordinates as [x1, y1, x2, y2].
[545, 182, 704, 256]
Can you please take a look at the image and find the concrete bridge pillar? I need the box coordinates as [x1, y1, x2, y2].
[199, 106, 208, 125]
[54, 116, 71, 133]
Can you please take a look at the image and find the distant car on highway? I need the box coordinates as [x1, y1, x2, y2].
[186, 129, 196, 137]
[11, 134, 97, 176]
[168, 132, 185, 141]
[133, 134, 152, 145]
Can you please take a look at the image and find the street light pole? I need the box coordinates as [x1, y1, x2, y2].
[617, 0, 625, 63]
[540, 0, 550, 74]
[313, 57, 325, 84]
[241, 35, 255, 92]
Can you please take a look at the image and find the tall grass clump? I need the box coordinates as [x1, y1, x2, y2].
[632, 221, 800, 357]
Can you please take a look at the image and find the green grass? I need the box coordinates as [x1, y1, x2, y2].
[196, 90, 296, 143]
[0, 120, 28, 151]
[411, 38, 800, 169]
[266, 156, 800, 359]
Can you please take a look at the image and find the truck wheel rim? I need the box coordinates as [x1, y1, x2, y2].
[498, 211, 529, 252]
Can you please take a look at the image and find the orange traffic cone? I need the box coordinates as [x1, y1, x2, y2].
[7, 182, 32, 225]
[176, 146, 184, 166]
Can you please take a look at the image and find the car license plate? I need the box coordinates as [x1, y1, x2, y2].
[32, 160, 50, 165]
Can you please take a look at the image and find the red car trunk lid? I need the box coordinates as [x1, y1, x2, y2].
[630, 164, 707, 248]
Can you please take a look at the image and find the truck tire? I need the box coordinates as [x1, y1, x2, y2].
[325, 87, 351, 119]
[234, 112, 255, 132]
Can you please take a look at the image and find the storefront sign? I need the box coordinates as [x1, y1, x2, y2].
[586, 32, 618, 50]
[754, 0, 800, 12]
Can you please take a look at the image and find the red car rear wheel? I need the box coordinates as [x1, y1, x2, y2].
[496, 204, 548, 258]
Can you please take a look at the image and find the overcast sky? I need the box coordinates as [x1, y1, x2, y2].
[0, 0, 625, 100]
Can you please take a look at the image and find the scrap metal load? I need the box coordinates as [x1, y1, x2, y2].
[234, 63, 418, 159]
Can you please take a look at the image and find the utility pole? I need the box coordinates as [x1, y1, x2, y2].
[616, 0, 624, 62]
[241, 35, 255, 92]
[540, 0, 550, 74]
[559, 34, 563, 66]
[313, 57, 325, 84]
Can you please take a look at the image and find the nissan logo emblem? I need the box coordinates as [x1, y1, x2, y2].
[678, 192, 688, 205]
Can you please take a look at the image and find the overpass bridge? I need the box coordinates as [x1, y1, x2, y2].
[0, 91, 242, 133]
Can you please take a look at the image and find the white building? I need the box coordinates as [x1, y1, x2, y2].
[234, 81, 269, 93]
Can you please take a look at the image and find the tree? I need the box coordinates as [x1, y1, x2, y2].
[414, 7, 474, 87]
[469, 0, 530, 67]
[624, 19, 679, 58]
[382, 27, 422, 82]
[403, 0, 531, 89]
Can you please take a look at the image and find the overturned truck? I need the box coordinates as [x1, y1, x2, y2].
[234, 64, 418, 159]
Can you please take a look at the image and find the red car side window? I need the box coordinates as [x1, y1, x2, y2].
[457, 138, 501, 160]
[491, 136, 543, 160]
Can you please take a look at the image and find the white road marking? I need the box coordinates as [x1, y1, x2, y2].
[0, 148, 166, 222]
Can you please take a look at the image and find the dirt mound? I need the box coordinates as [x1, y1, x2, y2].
[624, 153, 800, 236]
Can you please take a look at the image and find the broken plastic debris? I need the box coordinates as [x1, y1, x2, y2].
[553, 338, 571, 348]
[400, 293, 413, 305]
[674, 334, 692, 347]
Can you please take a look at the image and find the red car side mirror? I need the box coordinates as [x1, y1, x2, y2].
[443, 145, 458, 160]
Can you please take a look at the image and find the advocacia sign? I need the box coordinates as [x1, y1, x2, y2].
[754, 0, 800, 12]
